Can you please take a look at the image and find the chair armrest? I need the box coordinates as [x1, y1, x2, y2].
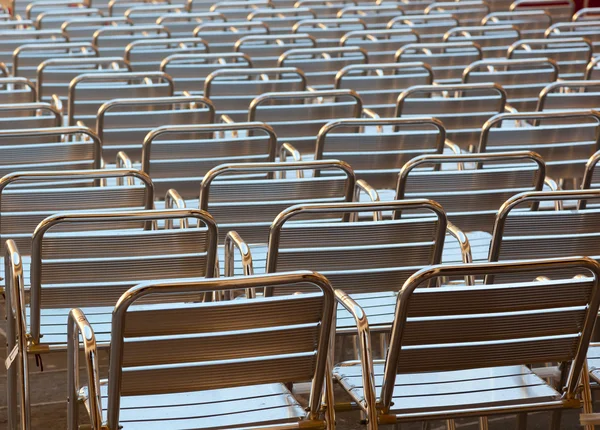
[224, 231, 255, 297]
[353, 179, 382, 221]
[165, 189, 189, 229]
[67, 308, 102, 430]
[446, 222, 474, 286]
[334, 289, 378, 420]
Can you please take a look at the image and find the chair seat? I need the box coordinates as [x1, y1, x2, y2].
[81, 382, 308, 430]
[334, 362, 561, 416]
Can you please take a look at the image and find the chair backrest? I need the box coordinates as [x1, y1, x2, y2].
[510, 0, 575, 23]
[67, 71, 174, 127]
[106, 271, 334, 430]
[574, 7, 600, 21]
[0, 77, 37, 105]
[388, 13, 458, 43]
[109, 0, 173, 16]
[125, 37, 209, 71]
[443, 24, 520, 58]
[293, 17, 366, 47]
[199, 160, 355, 244]
[13, 42, 99, 83]
[266, 199, 447, 294]
[248, 7, 316, 34]
[381, 257, 600, 411]
[30, 208, 218, 343]
[34, 7, 102, 29]
[295, 0, 356, 18]
[0, 29, 67, 71]
[97, 95, 215, 162]
[341, 28, 420, 62]
[335, 62, 433, 116]
[425, 1, 490, 26]
[315, 117, 445, 190]
[248, 89, 363, 154]
[279, 46, 367, 89]
[482, 10, 552, 39]
[210, 0, 271, 20]
[93, 24, 170, 57]
[37, 57, 131, 103]
[376, 0, 430, 15]
[25, 0, 90, 19]
[463, 58, 558, 112]
[396, 83, 506, 151]
[0, 103, 61, 130]
[537, 80, 600, 112]
[204, 67, 307, 121]
[545, 21, 600, 55]
[161, 52, 252, 95]
[339, 4, 404, 29]
[156, 12, 225, 37]
[479, 110, 600, 180]
[62, 17, 132, 43]
[396, 41, 482, 84]
[0, 167, 153, 255]
[396, 151, 545, 233]
[143, 122, 277, 198]
[508, 38, 593, 80]
[124, 3, 188, 24]
[235, 34, 317, 68]
[193, 21, 270, 53]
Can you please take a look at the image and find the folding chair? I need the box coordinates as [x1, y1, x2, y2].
[338, 4, 404, 30]
[396, 83, 507, 151]
[5, 208, 218, 430]
[341, 28, 420, 63]
[335, 63, 433, 116]
[279, 46, 367, 89]
[479, 110, 600, 185]
[97, 95, 215, 161]
[545, 21, 600, 54]
[444, 24, 521, 58]
[64, 271, 335, 430]
[124, 37, 209, 71]
[463, 58, 559, 112]
[34, 7, 103, 29]
[36, 57, 131, 104]
[248, 7, 316, 34]
[13, 42, 99, 83]
[295, 0, 357, 18]
[508, 37, 593, 80]
[293, 17, 366, 47]
[67, 71, 174, 127]
[425, 1, 490, 26]
[124, 3, 188, 24]
[235, 34, 317, 68]
[210, 0, 271, 20]
[248, 89, 363, 154]
[155, 11, 225, 37]
[482, 9, 552, 39]
[0, 77, 37, 105]
[396, 41, 483, 84]
[0, 29, 67, 72]
[537, 80, 600, 112]
[61, 17, 132, 43]
[334, 257, 600, 429]
[0, 103, 61, 131]
[510, 0, 575, 23]
[199, 160, 355, 273]
[160, 52, 252, 95]
[387, 13, 458, 43]
[92, 24, 170, 57]
[142, 122, 277, 200]
[193, 21, 270, 53]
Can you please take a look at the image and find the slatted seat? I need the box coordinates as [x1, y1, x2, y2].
[92, 25, 170, 58]
[37, 57, 131, 105]
[479, 111, 600, 183]
[13, 42, 99, 83]
[124, 3, 188, 24]
[482, 10, 552, 39]
[387, 13, 456, 43]
[396, 41, 482, 84]
[339, 4, 404, 30]
[444, 24, 521, 58]
[0, 29, 67, 72]
[124, 37, 209, 71]
[545, 21, 600, 55]
[334, 257, 600, 427]
[341, 28, 420, 63]
[193, 21, 270, 53]
[67, 71, 174, 127]
[64, 272, 334, 430]
[279, 46, 367, 89]
[0, 77, 37, 105]
[295, 0, 356, 18]
[5, 208, 218, 429]
[396, 83, 507, 151]
[156, 11, 225, 38]
[161, 52, 252, 95]
[142, 122, 277, 199]
[508, 37, 593, 80]
[510, 0, 575, 23]
[293, 17, 366, 47]
[34, 7, 103, 30]
[62, 17, 132, 43]
[0, 103, 61, 131]
[425, 1, 490, 27]
[205, 67, 306, 121]
[335, 63, 433, 116]
[97, 95, 215, 162]
[248, 89, 363, 155]
[537, 80, 600, 113]
[463, 58, 558, 112]
[235, 34, 317, 68]
[199, 160, 355, 273]
[248, 7, 316, 34]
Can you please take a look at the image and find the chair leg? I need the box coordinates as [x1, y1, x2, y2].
[517, 413, 527, 430]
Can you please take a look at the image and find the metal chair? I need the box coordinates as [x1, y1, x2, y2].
[425, 1, 490, 26]
[64, 271, 335, 430]
[248, 89, 363, 155]
[235, 33, 317, 68]
[463, 57, 559, 112]
[334, 63, 433, 117]
[388, 13, 458, 43]
[339, 4, 404, 30]
[155, 11, 225, 38]
[574, 7, 600, 21]
[537, 80, 600, 112]
[0, 77, 37, 105]
[510, 0, 575, 23]
[124, 3, 188, 24]
[295, 0, 356, 18]
[545, 21, 600, 54]
[62, 17, 132, 43]
[193, 21, 270, 53]
[396, 41, 482, 84]
[204, 67, 306, 121]
[293, 17, 366, 47]
[376, 0, 430, 16]
[482, 9, 552, 39]
[248, 7, 316, 34]
[92, 24, 170, 57]
[125, 37, 209, 71]
[0, 28, 67, 72]
[334, 257, 600, 429]
[443, 24, 521, 58]
[5, 208, 218, 430]
[97, 95, 215, 162]
[34, 7, 103, 30]
[395, 83, 507, 151]
[107, 0, 173, 17]
[210, 0, 271, 20]
[341, 27, 420, 63]
[0, 103, 61, 131]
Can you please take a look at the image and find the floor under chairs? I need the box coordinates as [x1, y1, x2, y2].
[6, 0, 600, 429]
